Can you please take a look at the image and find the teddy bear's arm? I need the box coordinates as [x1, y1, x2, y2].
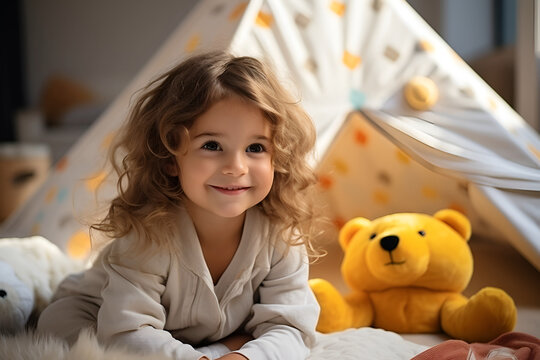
[441, 287, 517, 343]
[344, 291, 374, 328]
[309, 279, 373, 333]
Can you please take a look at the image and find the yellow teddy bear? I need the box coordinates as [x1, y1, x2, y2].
[309, 209, 517, 343]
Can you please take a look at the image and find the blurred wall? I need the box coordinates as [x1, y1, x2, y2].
[407, 0, 494, 60]
[22, 0, 197, 107]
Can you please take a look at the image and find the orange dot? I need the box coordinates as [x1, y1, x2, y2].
[419, 40, 434, 52]
[333, 159, 348, 174]
[67, 230, 91, 259]
[343, 50, 362, 70]
[45, 187, 58, 204]
[318, 174, 334, 190]
[185, 34, 200, 53]
[229, 2, 248, 21]
[56, 157, 68, 172]
[354, 129, 368, 145]
[85, 171, 107, 192]
[101, 131, 116, 150]
[396, 149, 411, 164]
[421, 186, 439, 199]
[373, 189, 389, 204]
[527, 143, 540, 161]
[329, 1, 346, 16]
[255, 11, 273, 28]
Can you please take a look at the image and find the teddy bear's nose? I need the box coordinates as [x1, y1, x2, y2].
[0, 289, 7, 298]
[380, 235, 399, 252]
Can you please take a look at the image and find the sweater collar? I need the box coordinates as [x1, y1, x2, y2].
[175, 205, 268, 289]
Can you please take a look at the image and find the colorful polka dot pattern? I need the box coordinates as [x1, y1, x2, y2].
[315, 112, 490, 236]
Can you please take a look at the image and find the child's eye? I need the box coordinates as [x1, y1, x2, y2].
[202, 141, 221, 151]
[246, 143, 266, 153]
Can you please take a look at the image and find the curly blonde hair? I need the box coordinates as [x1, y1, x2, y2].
[92, 51, 323, 256]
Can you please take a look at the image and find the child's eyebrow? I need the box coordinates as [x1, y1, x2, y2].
[192, 132, 222, 139]
[192, 133, 271, 141]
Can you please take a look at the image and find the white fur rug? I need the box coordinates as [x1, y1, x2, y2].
[0, 330, 171, 360]
[0, 328, 428, 360]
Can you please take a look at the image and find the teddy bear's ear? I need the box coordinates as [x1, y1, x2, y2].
[339, 217, 371, 250]
[434, 209, 472, 241]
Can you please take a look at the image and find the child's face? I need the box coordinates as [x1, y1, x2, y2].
[174, 95, 274, 220]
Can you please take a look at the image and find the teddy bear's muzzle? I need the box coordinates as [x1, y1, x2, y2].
[379, 235, 407, 266]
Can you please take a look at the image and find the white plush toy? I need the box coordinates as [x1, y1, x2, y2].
[0, 236, 85, 334]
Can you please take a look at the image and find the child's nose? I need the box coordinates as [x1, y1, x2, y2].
[222, 152, 247, 176]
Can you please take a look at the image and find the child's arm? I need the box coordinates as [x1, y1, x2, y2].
[95, 237, 209, 360]
[233, 244, 320, 360]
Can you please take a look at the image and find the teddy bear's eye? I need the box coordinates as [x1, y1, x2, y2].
[418, 230, 426, 236]
[369, 233, 377, 240]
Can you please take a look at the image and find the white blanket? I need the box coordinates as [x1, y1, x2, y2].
[310, 328, 428, 359]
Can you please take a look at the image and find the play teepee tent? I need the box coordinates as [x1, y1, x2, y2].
[2, 0, 540, 270]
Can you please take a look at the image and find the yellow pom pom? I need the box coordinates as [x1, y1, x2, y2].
[404, 76, 439, 110]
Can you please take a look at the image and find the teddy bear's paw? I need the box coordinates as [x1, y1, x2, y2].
[442, 287, 517, 343]
[309, 279, 352, 333]
[470, 287, 517, 335]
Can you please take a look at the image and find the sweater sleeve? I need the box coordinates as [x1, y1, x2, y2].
[236, 244, 320, 360]
[96, 238, 207, 360]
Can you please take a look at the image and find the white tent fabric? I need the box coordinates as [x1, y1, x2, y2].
[2, 0, 540, 270]
[360, 109, 540, 270]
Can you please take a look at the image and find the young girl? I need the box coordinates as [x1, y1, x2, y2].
[37, 51, 322, 360]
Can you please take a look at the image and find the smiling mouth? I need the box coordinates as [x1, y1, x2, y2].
[211, 185, 250, 194]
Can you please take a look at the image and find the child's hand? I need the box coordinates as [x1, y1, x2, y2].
[220, 332, 253, 351]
